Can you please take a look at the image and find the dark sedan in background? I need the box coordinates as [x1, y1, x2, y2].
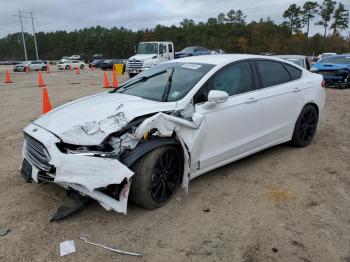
[175, 46, 211, 59]
[100, 59, 126, 73]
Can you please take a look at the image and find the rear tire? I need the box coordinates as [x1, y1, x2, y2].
[129, 146, 183, 210]
[80, 64, 84, 69]
[65, 65, 70, 70]
[291, 105, 318, 147]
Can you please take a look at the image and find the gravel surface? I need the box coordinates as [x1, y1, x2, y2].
[0, 66, 349, 262]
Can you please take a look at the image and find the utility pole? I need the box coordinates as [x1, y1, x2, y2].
[30, 12, 39, 60]
[15, 11, 28, 61]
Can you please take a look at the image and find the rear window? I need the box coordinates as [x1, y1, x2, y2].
[283, 63, 302, 80]
[256, 60, 291, 88]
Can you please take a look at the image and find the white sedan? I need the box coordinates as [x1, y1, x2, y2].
[57, 60, 86, 70]
[21, 55, 325, 214]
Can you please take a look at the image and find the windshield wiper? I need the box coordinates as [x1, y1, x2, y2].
[161, 68, 175, 102]
[112, 70, 167, 93]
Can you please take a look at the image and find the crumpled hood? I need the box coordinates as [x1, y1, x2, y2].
[128, 54, 157, 62]
[34, 92, 177, 145]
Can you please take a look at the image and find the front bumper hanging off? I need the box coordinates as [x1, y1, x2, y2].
[21, 124, 134, 214]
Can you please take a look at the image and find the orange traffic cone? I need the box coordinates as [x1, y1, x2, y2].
[76, 67, 80, 74]
[4, 69, 12, 83]
[69, 64, 72, 71]
[103, 71, 111, 88]
[37, 71, 46, 87]
[112, 68, 119, 88]
[46, 64, 51, 74]
[42, 86, 52, 114]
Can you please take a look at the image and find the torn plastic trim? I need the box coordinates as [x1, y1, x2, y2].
[58, 181, 130, 214]
[133, 112, 204, 191]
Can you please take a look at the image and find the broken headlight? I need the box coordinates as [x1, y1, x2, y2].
[56, 133, 140, 158]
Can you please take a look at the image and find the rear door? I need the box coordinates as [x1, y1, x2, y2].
[254, 60, 304, 145]
[194, 61, 262, 169]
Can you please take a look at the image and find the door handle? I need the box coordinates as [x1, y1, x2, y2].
[292, 87, 301, 93]
[245, 97, 258, 104]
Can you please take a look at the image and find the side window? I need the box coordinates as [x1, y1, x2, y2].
[194, 61, 254, 104]
[256, 60, 291, 88]
[283, 63, 302, 80]
[168, 44, 173, 53]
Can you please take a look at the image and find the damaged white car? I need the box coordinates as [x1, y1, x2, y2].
[21, 55, 325, 215]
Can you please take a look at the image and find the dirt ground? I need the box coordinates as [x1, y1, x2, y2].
[0, 66, 349, 262]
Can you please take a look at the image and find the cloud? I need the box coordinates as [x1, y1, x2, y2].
[0, 0, 348, 37]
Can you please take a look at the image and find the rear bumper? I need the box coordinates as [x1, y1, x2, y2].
[21, 124, 134, 214]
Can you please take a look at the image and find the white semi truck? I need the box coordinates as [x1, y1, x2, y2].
[126, 41, 174, 77]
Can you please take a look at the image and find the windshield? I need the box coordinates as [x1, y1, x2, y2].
[115, 62, 214, 102]
[322, 56, 350, 64]
[137, 43, 158, 54]
[285, 58, 304, 67]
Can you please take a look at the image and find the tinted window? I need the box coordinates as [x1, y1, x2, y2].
[194, 62, 254, 103]
[256, 60, 291, 88]
[168, 44, 173, 53]
[283, 63, 302, 80]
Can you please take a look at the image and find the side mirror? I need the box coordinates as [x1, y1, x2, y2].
[208, 90, 229, 103]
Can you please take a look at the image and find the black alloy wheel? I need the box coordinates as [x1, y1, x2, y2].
[291, 105, 318, 147]
[130, 145, 183, 209]
[151, 148, 182, 203]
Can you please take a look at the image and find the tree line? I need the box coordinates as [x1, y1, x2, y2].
[0, 0, 348, 61]
[283, 0, 349, 37]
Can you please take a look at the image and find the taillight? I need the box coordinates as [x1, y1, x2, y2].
[321, 79, 326, 88]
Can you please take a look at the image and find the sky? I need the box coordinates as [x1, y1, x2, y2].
[0, 0, 349, 38]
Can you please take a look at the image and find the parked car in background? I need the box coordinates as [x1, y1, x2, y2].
[69, 55, 80, 60]
[211, 49, 226, 54]
[58, 60, 86, 70]
[100, 59, 118, 70]
[175, 46, 211, 59]
[13, 61, 47, 72]
[20, 55, 325, 214]
[311, 55, 350, 88]
[89, 59, 103, 68]
[317, 53, 337, 60]
[275, 55, 310, 70]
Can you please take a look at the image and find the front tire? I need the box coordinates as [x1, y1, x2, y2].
[80, 64, 84, 69]
[129, 146, 183, 210]
[291, 105, 318, 147]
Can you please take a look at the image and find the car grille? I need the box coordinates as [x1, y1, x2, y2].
[127, 60, 143, 68]
[23, 134, 54, 172]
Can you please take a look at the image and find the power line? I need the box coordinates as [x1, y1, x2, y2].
[13, 11, 39, 61]
[13, 11, 28, 61]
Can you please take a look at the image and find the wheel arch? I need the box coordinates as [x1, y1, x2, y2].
[303, 102, 319, 117]
[121, 137, 185, 168]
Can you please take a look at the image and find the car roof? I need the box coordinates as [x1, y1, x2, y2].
[173, 54, 288, 66]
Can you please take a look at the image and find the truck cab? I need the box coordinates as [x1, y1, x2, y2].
[126, 41, 174, 77]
